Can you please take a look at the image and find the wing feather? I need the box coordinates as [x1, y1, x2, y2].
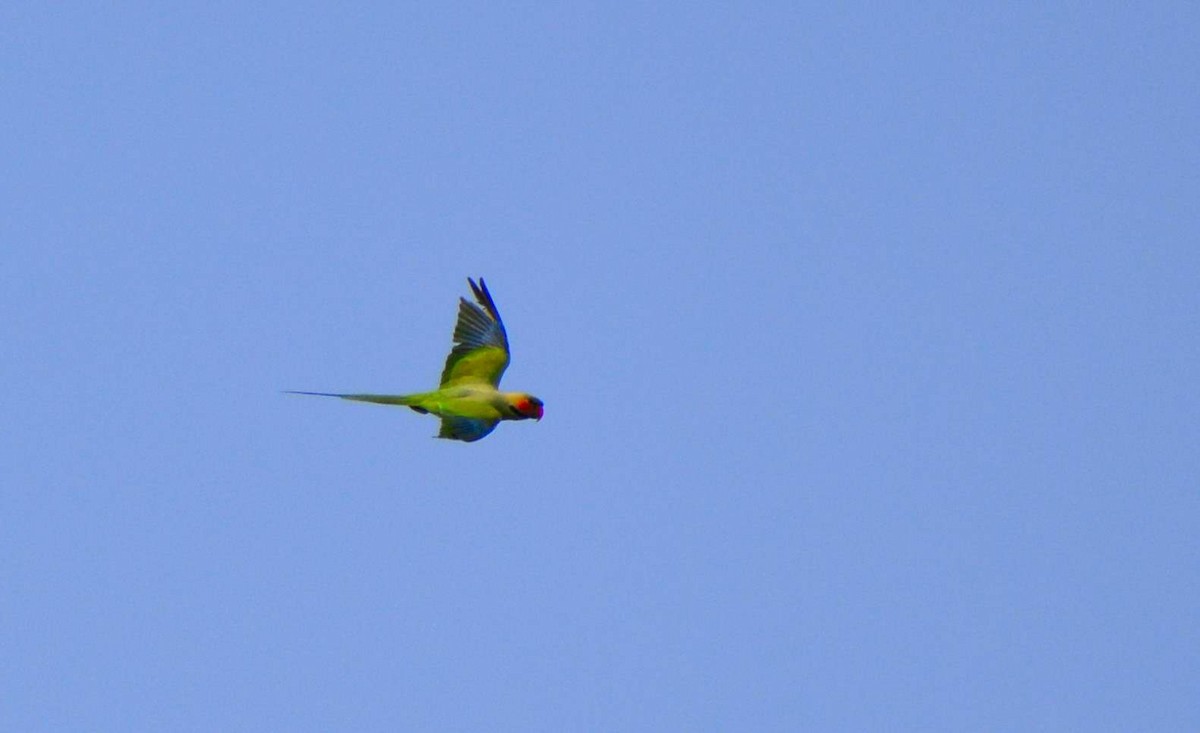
[438, 278, 511, 387]
[437, 416, 499, 442]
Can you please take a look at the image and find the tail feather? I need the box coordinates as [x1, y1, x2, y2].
[284, 391, 417, 406]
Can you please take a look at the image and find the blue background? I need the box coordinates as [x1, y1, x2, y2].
[3, 4, 1197, 729]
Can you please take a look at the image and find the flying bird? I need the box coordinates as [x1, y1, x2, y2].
[287, 278, 543, 442]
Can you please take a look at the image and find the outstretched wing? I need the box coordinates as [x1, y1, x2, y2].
[438, 277, 511, 387]
[438, 416, 499, 442]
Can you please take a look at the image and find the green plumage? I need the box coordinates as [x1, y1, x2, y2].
[286, 278, 543, 443]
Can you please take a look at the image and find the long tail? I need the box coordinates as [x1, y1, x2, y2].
[283, 391, 420, 407]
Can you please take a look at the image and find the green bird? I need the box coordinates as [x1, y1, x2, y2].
[288, 277, 543, 442]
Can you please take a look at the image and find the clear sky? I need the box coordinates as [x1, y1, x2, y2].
[3, 3, 1197, 730]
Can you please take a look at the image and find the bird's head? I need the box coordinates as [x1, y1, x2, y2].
[511, 394, 544, 421]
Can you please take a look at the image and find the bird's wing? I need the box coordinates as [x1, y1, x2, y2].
[438, 278, 511, 387]
[437, 416, 499, 442]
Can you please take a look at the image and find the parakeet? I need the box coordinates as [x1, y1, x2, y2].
[287, 278, 543, 442]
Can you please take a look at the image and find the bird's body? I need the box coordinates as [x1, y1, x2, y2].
[287, 278, 542, 442]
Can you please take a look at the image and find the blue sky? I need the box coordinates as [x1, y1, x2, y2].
[2, 3, 1197, 730]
